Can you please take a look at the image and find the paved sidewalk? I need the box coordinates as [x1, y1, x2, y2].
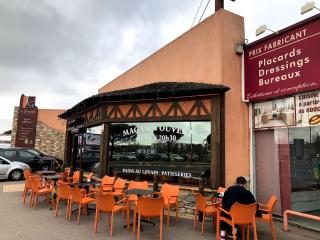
[0, 181, 319, 240]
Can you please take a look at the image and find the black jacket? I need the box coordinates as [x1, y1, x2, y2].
[222, 185, 256, 211]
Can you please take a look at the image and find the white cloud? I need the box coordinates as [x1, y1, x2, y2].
[0, 0, 319, 133]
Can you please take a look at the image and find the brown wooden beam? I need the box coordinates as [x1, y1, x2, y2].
[210, 96, 221, 188]
[99, 123, 109, 177]
[64, 130, 72, 166]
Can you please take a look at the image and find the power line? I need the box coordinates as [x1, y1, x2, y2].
[191, 0, 204, 28]
[198, 0, 211, 24]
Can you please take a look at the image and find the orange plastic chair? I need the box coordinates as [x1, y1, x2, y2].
[54, 182, 72, 219]
[68, 187, 95, 224]
[193, 191, 219, 235]
[212, 186, 226, 205]
[135, 196, 165, 240]
[216, 202, 258, 240]
[256, 195, 278, 240]
[94, 193, 127, 236]
[217, 187, 226, 194]
[29, 177, 53, 209]
[111, 177, 127, 198]
[101, 175, 116, 192]
[71, 171, 80, 183]
[90, 175, 115, 193]
[22, 169, 32, 203]
[125, 181, 149, 230]
[160, 183, 180, 226]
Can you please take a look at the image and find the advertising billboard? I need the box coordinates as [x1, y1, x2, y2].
[15, 95, 38, 148]
[244, 15, 320, 102]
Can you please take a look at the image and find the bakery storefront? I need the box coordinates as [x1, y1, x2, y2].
[59, 9, 250, 191]
[244, 13, 320, 228]
[60, 83, 228, 187]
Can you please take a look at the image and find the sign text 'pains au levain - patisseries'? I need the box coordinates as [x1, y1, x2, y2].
[244, 16, 320, 102]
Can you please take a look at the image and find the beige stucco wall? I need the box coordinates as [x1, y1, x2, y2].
[37, 109, 66, 132]
[98, 9, 248, 187]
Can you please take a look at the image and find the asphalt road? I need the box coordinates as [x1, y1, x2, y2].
[0, 180, 319, 240]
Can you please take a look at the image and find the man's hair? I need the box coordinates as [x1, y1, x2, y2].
[236, 176, 247, 185]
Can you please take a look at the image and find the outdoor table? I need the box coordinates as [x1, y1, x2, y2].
[42, 174, 64, 181]
[124, 188, 155, 230]
[35, 170, 56, 175]
[68, 180, 101, 192]
[41, 174, 64, 210]
[124, 188, 154, 196]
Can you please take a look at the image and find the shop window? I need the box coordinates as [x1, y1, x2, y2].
[289, 127, 320, 192]
[109, 121, 211, 184]
[109, 121, 210, 163]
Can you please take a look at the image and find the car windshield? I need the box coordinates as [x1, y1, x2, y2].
[28, 149, 47, 156]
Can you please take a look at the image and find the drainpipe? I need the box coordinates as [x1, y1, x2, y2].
[215, 0, 224, 11]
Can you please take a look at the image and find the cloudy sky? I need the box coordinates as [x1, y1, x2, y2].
[0, 0, 318, 133]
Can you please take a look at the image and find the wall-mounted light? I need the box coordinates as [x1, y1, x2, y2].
[255, 25, 278, 37]
[301, 1, 320, 14]
[235, 39, 248, 55]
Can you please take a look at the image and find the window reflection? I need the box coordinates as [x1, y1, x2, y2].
[109, 121, 211, 163]
[289, 126, 320, 191]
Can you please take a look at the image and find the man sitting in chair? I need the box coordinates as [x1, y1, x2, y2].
[222, 176, 255, 211]
[220, 176, 257, 238]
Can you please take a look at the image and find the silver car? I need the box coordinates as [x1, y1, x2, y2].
[0, 156, 30, 180]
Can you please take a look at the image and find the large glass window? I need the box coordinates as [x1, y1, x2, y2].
[289, 126, 320, 229]
[109, 121, 211, 163]
[289, 126, 320, 192]
[109, 121, 211, 184]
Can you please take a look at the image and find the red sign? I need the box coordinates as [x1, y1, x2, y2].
[15, 95, 38, 148]
[244, 16, 320, 102]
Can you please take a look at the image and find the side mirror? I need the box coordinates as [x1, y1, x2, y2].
[33, 156, 39, 160]
[39, 153, 44, 157]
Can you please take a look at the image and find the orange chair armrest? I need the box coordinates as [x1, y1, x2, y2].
[116, 199, 126, 205]
[211, 202, 221, 206]
[258, 208, 270, 214]
[83, 193, 95, 198]
[258, 203, 268, 208]
[218, 207, 231, 216]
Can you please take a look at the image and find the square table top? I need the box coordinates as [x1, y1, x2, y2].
[124, 189, 153, 196]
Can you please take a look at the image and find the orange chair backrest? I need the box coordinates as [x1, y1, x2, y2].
[229, 202, 257, 225]
[70, 187, 83, 203]
[102, 175, 115, 185]
[23, 169, 31, 179]
[72, 171, 80, 183]
[266, 195, 277, 211]
[128, 181, 148, 190]
[57, 182, 71, 199]
[114, 177, 126, 190]
[30, 177, 41, 192]
[137, 196, 164, 217]
[195, 193, 207, 212]
[87, 172, 94, 181]
[161, 183, 179, 200]
[217, 187, 226, 193]
[95, 193, 116, 212]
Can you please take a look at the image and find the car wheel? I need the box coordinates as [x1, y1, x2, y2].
[10, 169, 23, 181]
[40, 164, 50, 171]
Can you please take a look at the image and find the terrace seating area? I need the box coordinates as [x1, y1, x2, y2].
[19, 168, 285, 239]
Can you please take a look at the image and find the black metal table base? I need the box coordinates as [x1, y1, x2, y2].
[124, 218, 155, 232]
